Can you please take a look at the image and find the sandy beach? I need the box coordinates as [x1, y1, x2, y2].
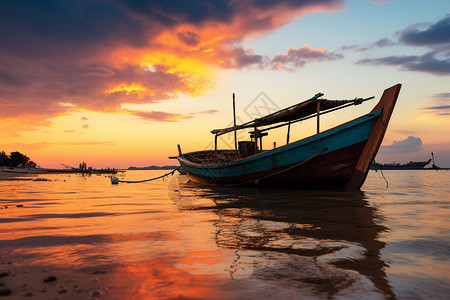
[0, 171, 34, 181]
[0, 263, 111, 299]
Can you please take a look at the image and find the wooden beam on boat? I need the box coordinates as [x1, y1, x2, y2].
[177, 144, 183, 156]
[214, 134, 218, 162]
[316, 99, 320, 134]
[211, 92, 373, 136]
[259, 134, 263, 151]
[286, 121, 291, 144]
[254, 125, 258, 154]
[232, 93, 238, 155]
[257, 96, 375, 134]
[346, 84, 402, 190]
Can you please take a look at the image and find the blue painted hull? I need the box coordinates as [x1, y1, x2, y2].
[178, 110, 381, 187]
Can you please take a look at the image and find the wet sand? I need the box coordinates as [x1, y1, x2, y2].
[0, 171, 34, 181]
[0, 263, 110, 299]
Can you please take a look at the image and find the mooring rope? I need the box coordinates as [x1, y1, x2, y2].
[373, 160, 389, 188]
[379, 167, 389, 188]
[113, 167, 181, 184]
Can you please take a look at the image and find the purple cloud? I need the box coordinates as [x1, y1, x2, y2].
[358, 52, 450, 75]
[381, 136, 423, 154]
[399, 15, 450, 46]
[271, 46, 343, 70]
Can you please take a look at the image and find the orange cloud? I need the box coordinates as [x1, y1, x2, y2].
[106, 82, 152, 98]
[0, 0, 345, 126]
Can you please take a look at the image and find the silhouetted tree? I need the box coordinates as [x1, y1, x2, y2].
[0, 151, 9, 166]
[0, 151, 37, 168]
[9, 151, 30, 167]
[27, 160, 37, 168]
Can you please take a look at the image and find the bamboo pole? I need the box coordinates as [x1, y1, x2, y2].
[259, 132, 263, 151]
[254, 125, 258, 154]
[316, 99, 320, 134]
[214, 134, 218, 162]
[232, 93, 238, 155]
[286, 121, 291, 144]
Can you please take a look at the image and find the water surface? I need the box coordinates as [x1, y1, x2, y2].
[0, 170, 449, 299]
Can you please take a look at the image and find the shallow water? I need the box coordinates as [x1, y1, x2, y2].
[0, 170, 449, 299]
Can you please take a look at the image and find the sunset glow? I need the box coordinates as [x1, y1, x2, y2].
[106, 83, 152, 97]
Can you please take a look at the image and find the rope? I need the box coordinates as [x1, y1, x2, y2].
[373, 160, 388, 188]
[117, 167, 181, 183]
[380, 168, 389, 188]
[218, 148, 328, 187]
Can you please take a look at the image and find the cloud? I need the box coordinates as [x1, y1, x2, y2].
[200, 110, 219, 114]
[271, 46, 343, 70]
[422, 92, 450, 115]
[80, 117, 89, 121]
[381, 136, 423, 153]
[126, 110, 193, 122]
[399, 15, 450, 46]
[432, 92, 450, 99]
[177, 31, 201, 46]
[82, 124, 89, 129]
[347, 15, 450, 75]
[5, 141, 115, 150]
[423, 105, 450, 110]
[0, 0, 345, 126]
[358, 52, 450, 75]
[341, 38, 397, 52]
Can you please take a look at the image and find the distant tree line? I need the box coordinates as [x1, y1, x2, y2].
[0, 151, 37, 168]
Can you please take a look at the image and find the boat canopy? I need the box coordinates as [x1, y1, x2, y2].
[211, 93, 372, 135]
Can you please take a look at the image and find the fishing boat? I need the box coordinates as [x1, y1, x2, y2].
[371, 159, 431, 170]
[174, 84, 401, 190]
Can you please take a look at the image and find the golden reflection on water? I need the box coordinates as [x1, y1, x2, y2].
[0, 170, 449, 299]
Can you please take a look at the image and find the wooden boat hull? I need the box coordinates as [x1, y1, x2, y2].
[177, 84, 401, 190]
[184, 141, 368, 188]
[179, 111, 378, 188]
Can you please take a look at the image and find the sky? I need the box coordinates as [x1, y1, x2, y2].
[1, 0, 449, 168]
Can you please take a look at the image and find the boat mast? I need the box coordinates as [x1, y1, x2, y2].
[316, 99, 320, 134]
[233, 93, 238, 156]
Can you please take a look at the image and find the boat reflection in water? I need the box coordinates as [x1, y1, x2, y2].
[169, 175, 395, 299]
